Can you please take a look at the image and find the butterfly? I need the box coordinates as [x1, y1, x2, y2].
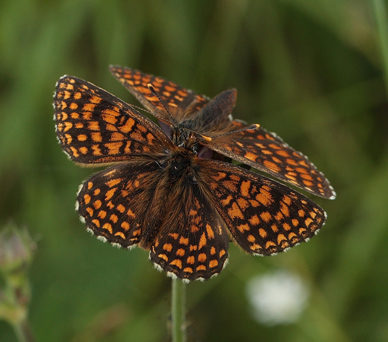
[53, 66, 335, 282]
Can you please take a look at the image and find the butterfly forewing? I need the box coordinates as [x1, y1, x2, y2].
[192, 89, 237, 134]
[54, 76, 173, 165]
[206, 122, 335, 199]
[198, 159, 326, 255]
[109, 65, 210, 122]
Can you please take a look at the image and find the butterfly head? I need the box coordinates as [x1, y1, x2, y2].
[171, 126, 212, 154]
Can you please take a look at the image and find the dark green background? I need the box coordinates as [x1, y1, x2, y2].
[1, 0, 388, 341]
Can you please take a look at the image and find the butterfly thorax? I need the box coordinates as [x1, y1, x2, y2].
[166, 151, 196, 182]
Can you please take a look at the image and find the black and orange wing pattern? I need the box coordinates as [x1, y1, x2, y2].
[76, 161, 162, 249]
[76, 157, 229, 282]
[198, 159, 326, 255]
[205, 122, 336, 199]
[109, 65, 210, 123]
[150, 179, 229, 281]
[54, 75, 173, 165]
[109, 66, 335, 199]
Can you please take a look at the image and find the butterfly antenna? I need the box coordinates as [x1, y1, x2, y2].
[129, 103, 155, 116]
[148, 84, 178, 125]
[211, 124, 260, 138]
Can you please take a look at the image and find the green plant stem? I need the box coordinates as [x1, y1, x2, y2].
[372, 0, 388, 96]
[12, 320, 34, 342]
[171, 278, 186, 342]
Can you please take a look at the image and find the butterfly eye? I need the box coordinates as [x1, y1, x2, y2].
[191, 143, 199, 154]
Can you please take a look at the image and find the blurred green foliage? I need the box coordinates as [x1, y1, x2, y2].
[1, 0, 388, 341]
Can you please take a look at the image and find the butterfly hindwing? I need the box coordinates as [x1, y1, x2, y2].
[197, 159, 327, 255]
[77, 156, 229, 281]
[149, 178, 229, 281]
[77, 161, 165, 248]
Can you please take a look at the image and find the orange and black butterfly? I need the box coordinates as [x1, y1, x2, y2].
[54, 66, 335, 282]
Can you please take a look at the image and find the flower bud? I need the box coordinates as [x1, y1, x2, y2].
[0, 223, 36, 281]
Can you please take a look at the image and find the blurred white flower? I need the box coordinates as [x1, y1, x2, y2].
[246, 270, 309, 326]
